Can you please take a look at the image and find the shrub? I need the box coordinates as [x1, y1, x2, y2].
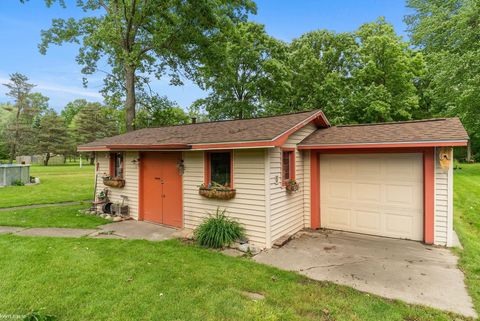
[194, 208, 245, 248]
[11, 179, 25, 186]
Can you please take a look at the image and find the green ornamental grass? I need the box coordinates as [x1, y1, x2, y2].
[194, 207, 245, 248]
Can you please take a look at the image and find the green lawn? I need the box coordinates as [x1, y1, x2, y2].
[0, 236, 467, 321]
[0, 164, 94, 208]
[453, 163, 480, 313]
[0, 204, 109, 229]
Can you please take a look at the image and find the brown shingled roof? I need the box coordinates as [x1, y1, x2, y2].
[78, 109, 329, 151]
[299, 117, 469, 148]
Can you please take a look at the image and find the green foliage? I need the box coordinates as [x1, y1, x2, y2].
[10, 179, 25, 186]
[135, 96, 190, 128]
[192, 22, 286, 120]
[61, 99, 88, 126]
[1, 73, 46, 162]
[71, 102, 118, 147]
[194, 208, 245, 248]
[36, 110, 69, 165]
[406, 0, 480, 158]
[34, 0, 256, 131]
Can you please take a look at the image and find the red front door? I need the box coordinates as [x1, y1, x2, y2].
[141, 152, 183, 228]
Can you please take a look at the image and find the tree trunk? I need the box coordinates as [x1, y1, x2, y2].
[44, 153, 50, 166]
[125, 65, 136, 132]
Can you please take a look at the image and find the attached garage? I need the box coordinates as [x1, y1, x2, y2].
[320, 153, 423, 240]
[300, 117, 470, 246]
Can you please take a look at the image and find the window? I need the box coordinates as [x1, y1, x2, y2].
[110, 152, 124, 178]
[282, 149, 295, 183]
[205, 151, 232, 187]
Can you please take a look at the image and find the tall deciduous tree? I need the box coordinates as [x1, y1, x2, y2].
[348, 18, 424, 123]
[192, 22, 286, 120]
[406, 0, 480, 159]
[272, 30, 357, 123]
[32, 0, 256, 131]
[37, 110, 69, 166]
[135, 95, 189, 128]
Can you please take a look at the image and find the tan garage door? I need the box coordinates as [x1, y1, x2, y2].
[320, 153, 423, 240]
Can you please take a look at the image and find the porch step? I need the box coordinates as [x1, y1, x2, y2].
[273, 234, 292, 248]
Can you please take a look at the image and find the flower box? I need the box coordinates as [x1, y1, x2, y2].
[103, 177, 125, 188]
[285, 179, 299, 193]
[199, 187, 236, 200]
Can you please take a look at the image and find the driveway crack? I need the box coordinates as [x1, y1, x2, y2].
[300, 259, 368, 271]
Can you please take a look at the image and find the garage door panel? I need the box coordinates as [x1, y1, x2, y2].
[327, 181, 352, 200]
[355, 210, 381, 231]
[320, 154, 424, 241]
[355, 183, 382, 202]
[325, 207, 351, 227]
[355, 158, 381, 177]
[326, 158, 353, 178]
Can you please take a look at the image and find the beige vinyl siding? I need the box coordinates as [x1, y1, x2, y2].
[269, 123, 317, 244]
[95, 151, 140, 219]
[183, 149, 267, 247]
[434, 147, 453, 246]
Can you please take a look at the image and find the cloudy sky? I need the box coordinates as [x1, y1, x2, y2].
[0, 0, 410, 112]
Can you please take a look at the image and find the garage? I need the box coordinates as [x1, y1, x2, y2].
[320, 153, 424, 240]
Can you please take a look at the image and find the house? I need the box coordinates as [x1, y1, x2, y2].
[78, 110, 469, 248]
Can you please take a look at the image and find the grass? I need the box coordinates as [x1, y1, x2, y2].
[0, 235, 467, 321]
[0, 164, 94, 208]
[453, 163, 480, 313]
[0, 204, 109, 229]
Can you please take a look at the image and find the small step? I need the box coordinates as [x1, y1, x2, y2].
[273, 234, 291, 248]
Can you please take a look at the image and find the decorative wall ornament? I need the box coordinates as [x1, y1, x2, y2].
[177, 159, 185, 176]
[439, 147, 452, 171]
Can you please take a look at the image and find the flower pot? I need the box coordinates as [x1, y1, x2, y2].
[199, 188, 236, 200]
[103, 177, 125, 188]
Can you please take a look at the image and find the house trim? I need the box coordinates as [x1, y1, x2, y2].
[299, 140, 468, 150]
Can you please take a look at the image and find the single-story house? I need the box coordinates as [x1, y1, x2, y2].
[78, 110, 469, 248]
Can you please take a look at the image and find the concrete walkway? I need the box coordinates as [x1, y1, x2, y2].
[255, 230, 477, 318]
[0, 221, 180, 241]
[0, 200, 91, 212]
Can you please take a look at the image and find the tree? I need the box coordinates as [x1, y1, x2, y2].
[2, 73, 37, 163]
[192, 22, 286, 120]
[135, 95, 189, 128]
[61, 99, 88, 125]
[37, 110, 68, 166]
[406, 0, 480, 159]
[33, 0, 256, 132]
[71, 103, 119, 164]
[270, 30, 357, 123]
[348, 18, 425, 123]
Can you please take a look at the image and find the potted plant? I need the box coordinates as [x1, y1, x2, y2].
[199, 181, 236, 200]
[285, 179, 299, 193]
[102, 175, 125, 188]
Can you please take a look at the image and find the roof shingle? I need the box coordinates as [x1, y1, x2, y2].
[79, 109, 326, 150]
[299, 117, 469, 147]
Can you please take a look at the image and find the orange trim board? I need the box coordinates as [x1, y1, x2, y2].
[299, 141, 468, 150]
[310, 147, 436, 244]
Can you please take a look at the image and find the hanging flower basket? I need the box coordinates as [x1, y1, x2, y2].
[285, 179, 299, 193]
[103, 177, 125, 188]
[199, 182, 236, 200]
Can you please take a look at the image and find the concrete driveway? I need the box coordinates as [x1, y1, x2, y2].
[255, 230, 476, 318]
